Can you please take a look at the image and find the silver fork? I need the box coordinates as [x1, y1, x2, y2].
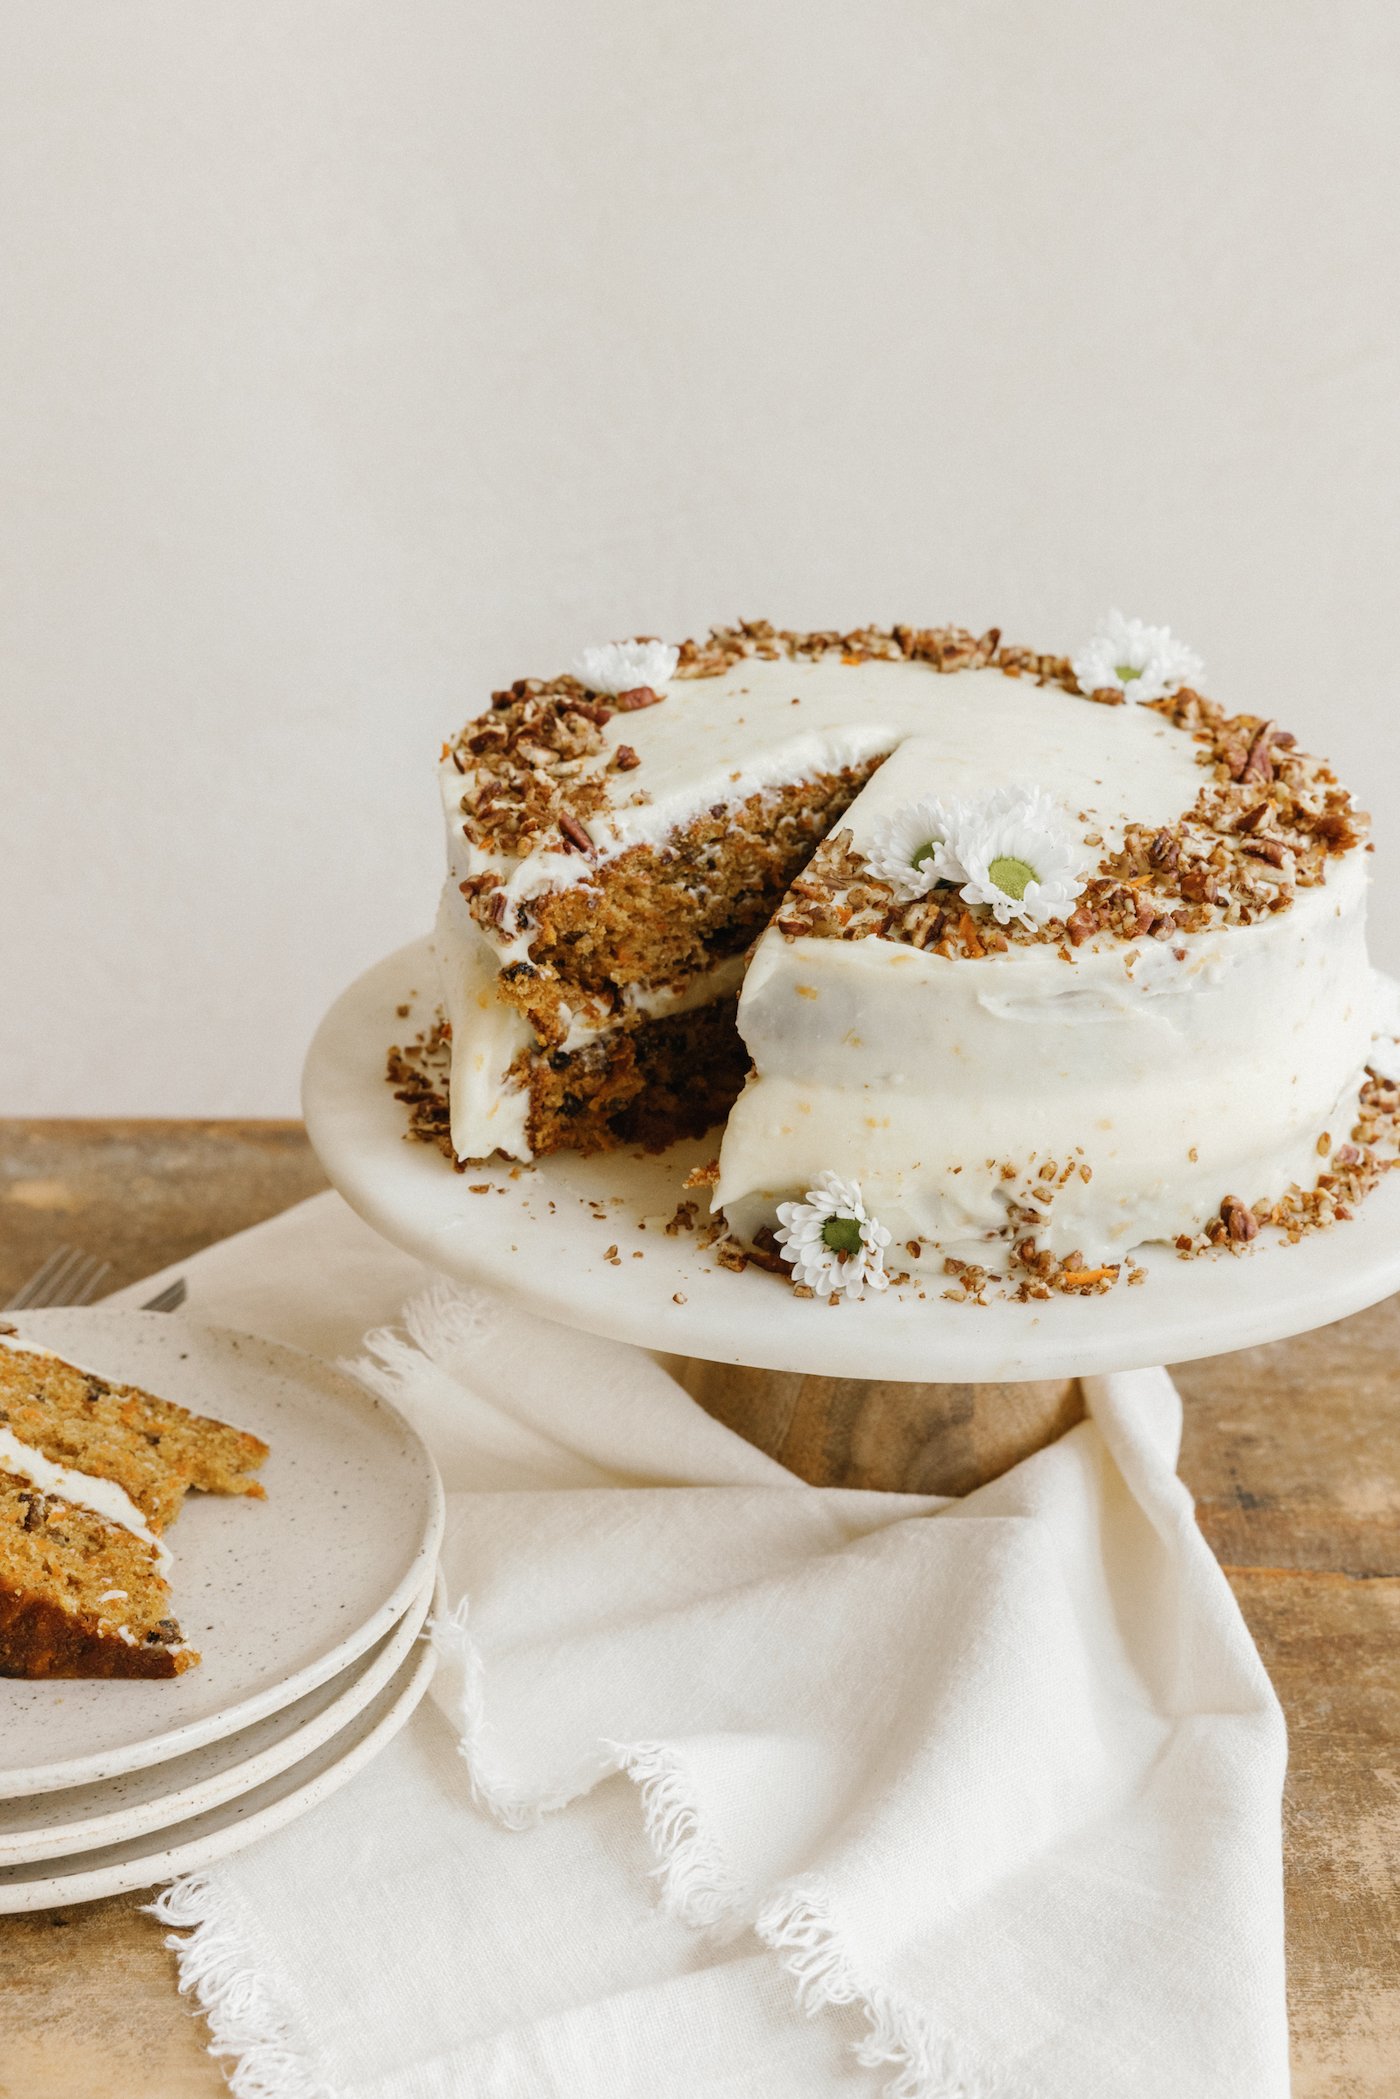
[140, 1276, 188, 1313]
[2, 1247, 187, 1314]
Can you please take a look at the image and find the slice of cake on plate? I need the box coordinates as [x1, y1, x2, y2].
[0, 1333, 268, 1678]
[408, 614, 1378, 1293]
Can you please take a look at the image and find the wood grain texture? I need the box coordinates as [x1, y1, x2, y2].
[0, 1120, 1396, 2095]
[0, 1120, 327, 1306]
[670, 1359, 1085, 1494]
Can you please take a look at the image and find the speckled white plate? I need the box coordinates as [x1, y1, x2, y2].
[304, 937, 1400, 1383]
[0, 1311, 443, 1798]
[0, 1609, 439, 1912]
[0, 1569, 441, 1866]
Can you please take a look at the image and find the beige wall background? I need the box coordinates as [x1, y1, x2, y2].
[4, 1, 1398, 1115]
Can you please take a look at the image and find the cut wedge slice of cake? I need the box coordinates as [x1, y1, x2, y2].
[0, 1334, 268, 1679]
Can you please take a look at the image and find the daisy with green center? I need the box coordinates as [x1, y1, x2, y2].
[1071, 610, 1203, 704]
[865, 795, 964, 900]
[773, 1172, 892, 1301]
[945, 784, 1091, 931]
[574, 639, 680, 697]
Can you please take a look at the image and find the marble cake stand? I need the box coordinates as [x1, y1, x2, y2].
[303, 938, 1400, 1491]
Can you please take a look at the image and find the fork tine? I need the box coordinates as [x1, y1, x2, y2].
[5, 1246, 77, 1311]
[3, 1246, 116, 1312]
[67, 1257, 114, 1307]
[141, 1278, 188, 1314]
[42, 1249, 94, 1307]
[13, 1242, 82, 1309]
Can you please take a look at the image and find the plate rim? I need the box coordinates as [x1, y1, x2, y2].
[0, 1611, 438, 1913]
[303, 935, 1400, 1383]
[0, 1309, 444, 1798]
[0, 1569, 441, 1867]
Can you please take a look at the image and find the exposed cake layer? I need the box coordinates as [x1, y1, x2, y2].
[391, 991, 750, 1162]
[433, 882, 752, 1159]
[0, 1473, 192, 1678]
[518, 996, 749, 1155]
[0, 1337, 267, 1530]
[0, 1336, 269, 1679]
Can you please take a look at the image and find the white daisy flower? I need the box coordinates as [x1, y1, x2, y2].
[944, 784, 1090, 931]
[864, 796, 965, 900]
[1071, 610, 1203, 704]
[773, 1171, 892, 1301]
[573, 638, 679, 697]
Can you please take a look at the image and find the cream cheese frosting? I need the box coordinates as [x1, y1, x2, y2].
[435, 655, 1206, 1162]
[431, 631, 1373, 1282]
[716, 848, 1372, 1270]
[711, 689, 1372, 1272]
[0, 1422, 172, 1572]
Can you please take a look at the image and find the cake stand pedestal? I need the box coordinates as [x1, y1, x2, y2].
[304, 938, 1400, 1493]
[666, 1358, 1083, 1493]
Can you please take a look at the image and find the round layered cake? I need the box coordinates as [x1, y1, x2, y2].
[405, 617, 1381, 1298]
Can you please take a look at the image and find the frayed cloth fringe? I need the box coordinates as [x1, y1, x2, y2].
[757, 1887, 1043, 2099]
[610, 1738, 748, 1935]
[147, 1874, 333, 2099]
[427, 1592, 581, 1829]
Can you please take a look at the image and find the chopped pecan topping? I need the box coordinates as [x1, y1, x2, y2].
[1220, 1194, 1259, 1242]
[612, 685, 663, 712]
[557, 811, 595, 856]
[1241, 720, 1278, 783]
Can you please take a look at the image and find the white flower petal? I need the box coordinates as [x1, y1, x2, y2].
[772, 1171, 890, 1300]
[865, 797, 964, 900]
[1072, 610, 1203, 704]
[940, 784, 1091, 931]
[574, 639, 680, 697]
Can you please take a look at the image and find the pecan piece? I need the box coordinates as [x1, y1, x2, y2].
[1221, 1194, 1259, 1243]
[1241, 720, 1278, 784]
[1179, 867, 1221, 905]
[557, 811, 595, 855]
[612, 685, 663, 712]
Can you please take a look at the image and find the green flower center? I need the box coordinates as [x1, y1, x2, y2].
[987, 855, 1037, 901]
[821, 1214, 864, 1258]
[911, 838, 941, 870]
[1115, 662, 1142, 683]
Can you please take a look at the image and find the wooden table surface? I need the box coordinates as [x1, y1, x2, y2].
[0, 1120, 1397, 2098]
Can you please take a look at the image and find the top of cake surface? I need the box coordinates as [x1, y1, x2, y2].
[442, 619, 1364, 965]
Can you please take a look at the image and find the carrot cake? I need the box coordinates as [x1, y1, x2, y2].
[409, 615, 1378, 1290]
[0, 1333, 267, 1678]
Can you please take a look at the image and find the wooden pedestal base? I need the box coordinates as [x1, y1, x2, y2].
[668, 1359, 1085, 1495]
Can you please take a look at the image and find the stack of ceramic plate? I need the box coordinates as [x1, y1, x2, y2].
[0, 1310, 444, 1911]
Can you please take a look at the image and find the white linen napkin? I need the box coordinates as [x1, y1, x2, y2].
[115, 1191, 1289, 2099]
